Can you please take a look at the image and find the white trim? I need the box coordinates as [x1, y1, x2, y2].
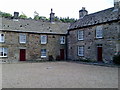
[19, 34, 26, 44]
[78, 46, 84, 56]
[41, 35, 47, 44]
[0, 33, 5, 43]
[96, 26, 103, 39]
[60, 36, 65, 44]
[0, 48, 8, 57]
[78, 30, 84, 40]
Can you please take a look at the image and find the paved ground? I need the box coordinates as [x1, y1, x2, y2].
[2, 62, 118, 88]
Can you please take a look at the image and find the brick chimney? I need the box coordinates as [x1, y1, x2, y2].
[50, 8, 55, 23]
[79, 7, 88, 19]
[114, 0, 120, 9]
[14, 12, 19, 19]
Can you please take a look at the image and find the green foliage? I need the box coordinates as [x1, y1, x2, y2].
[113, 54, 120, 64]
[34, 15, 40, 20]
[19, 14, 27, 19]
[0, 11, 12, 18]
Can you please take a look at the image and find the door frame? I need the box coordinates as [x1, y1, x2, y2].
[97, 44, 103, 62]
[19, 49, 26, 61]
[60, 49, 65, 60]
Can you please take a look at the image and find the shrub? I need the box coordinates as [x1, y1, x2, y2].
[48, 55, 54, 61]
[113, 54, 120, 64]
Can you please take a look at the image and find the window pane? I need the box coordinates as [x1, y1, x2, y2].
[0, 34, 5, 42]
[41, 49, 47, 57]
[41, 35, 47, 44]
[96, 26, 103, 38]
[60, 36, 65, 44]
[20, 34, 26, 43]
[78, 46, 84, 56]
[78, 31, 84, 40]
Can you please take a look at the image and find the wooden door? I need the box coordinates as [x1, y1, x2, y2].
[60, 49, 64, 60]
[97, 47, 103, 62]
[20, 49, 26, 61]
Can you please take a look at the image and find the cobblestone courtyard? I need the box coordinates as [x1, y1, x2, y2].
[2, 62, 118, 88]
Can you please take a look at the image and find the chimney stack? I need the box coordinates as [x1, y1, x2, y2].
[114, 0, 120, 9]
[79, 7, 88, 19]
[50, 8, 55, 23]
[14, 12, 19, 19]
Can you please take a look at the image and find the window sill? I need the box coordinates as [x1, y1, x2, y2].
[41, 56, 47, 58]
[20, 42, 26, 44]
[78, 39, 84, 41]
[0, 56, 8, 58]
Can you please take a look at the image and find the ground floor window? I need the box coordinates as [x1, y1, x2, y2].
[41, 49, 47, 58]
[78, 46, 84, 56]
[0, 48, 8, 57]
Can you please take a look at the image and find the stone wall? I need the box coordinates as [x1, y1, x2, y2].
[0, 31, 66, 62]
[67, 21, 120, 63]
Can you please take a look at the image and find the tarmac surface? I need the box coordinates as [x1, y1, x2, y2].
[2, 62, 118, 88]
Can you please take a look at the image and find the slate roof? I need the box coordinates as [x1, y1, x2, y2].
[69, 7, 120, 30]
[0, 17, 70, 34]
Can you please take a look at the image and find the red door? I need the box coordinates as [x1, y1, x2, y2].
[97, 47, 103, 62]
[20, 49, 26, 61]
[60, 49, 64, 60]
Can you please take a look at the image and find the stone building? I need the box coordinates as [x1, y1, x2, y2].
[67, 0, 120, 63]
[0, 10, 70, 62]
[0, 0, 120, 63]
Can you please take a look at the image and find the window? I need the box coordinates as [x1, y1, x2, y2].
[0, 48, 8, 57]
[78, 30, 84, 40]
[60, 36, 65, 44]
[41, 35, 47, 44]
[19, 34, 26, 43]
[78, 46, 84, 56]
[96, 26, 103, 38]
[41, 49, 47, 58]
[0, 34, 5, 42]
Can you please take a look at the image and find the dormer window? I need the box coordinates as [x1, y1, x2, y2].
[0, 34, 5, 43]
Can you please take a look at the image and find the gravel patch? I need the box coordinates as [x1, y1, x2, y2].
[2, 62, 118, 88]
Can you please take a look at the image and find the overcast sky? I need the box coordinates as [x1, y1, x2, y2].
[0, 0, 113, 19]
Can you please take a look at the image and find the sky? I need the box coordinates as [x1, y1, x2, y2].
[0, 0, 113, 19]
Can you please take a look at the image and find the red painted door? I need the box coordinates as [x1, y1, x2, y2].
[97, 47, 102, 62]
[20, 49, 26, 61]
[60, 49, 64, 60]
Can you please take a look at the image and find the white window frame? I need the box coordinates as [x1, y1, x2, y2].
[41, 49, 47, 58]
[60, 36, 65, 44]
[78, 30, 84, 40]
[78, 46, 84, 56]
[0, 48, 8, 57]
[0, 34, 5, 43]
[96, 26, 103, 39]
[19, 34, 26, 43]
[40, 35, 47, 44]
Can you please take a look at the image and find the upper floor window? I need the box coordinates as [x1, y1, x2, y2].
[78, 46, 84, 56]
[78, 30, 84, 40]
[60, 36, 65, 44]
[41, 49, 47, 58]
[96, 26, 103, 38]
[0, 34, 5, 42]
[0, 48, 8, 57]
[19, 34, 26, 43]
[41, 35, 47, 44]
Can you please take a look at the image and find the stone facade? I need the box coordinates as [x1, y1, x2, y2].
[67, 0, 120, 63]
[0, 10, 69, 62]
[0, 31, 66, 62]
[0, 0, 120, 63]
